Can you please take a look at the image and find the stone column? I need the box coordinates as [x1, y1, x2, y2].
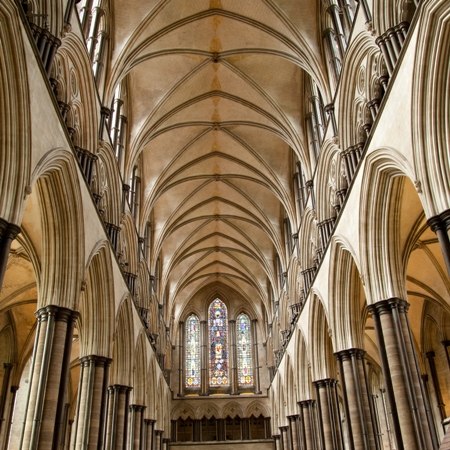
[229, 319, 238, 394]
[298, 400, 319, 450]
[314, 378, 343, 450]
[368, 298, 438, 450]
[71, 355, 111, 449]
[280, 425, 290, 450]
[20, 305, 78, 449]
[104, 384, 132, 450]
[426, 351, 446, 424]
[273, 434, 282, 450]
[252, 319, 262, 393]
[143, 419, 155, 450]
[1, 384, 18, 449]
[335, 348, 378, 449]
[428, 210, 450, 277]
[129, 404, 146, 450]
[154, 429, 163, 450]
[0, 218, 21, 291]
[288, 415, 299, 450]
[0, 362, 13, 435]
[178, 321, 185, 396]
[200, 321, 208, 395]
[162, 437, 170, 450]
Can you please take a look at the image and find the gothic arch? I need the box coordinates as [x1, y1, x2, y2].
[132, 331, 148, 405]
[79, 242, 114, 357]
[32, 149, 84, 310]
[308, 294, 336, 381]
[56, 32, 99, 152]
[328, 238, 367, 351]
[412, 0, 450, 216]
[110, 296, 135, 386]
[0, 2, 31, 224]
[359, 147, 418, 303]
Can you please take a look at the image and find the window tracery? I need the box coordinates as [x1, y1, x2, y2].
[209, 299, 229, 387]
[185, 314, 201, 388]
[236, 313, 253, 387]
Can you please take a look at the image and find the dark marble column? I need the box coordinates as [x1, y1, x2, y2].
[154, 429, 163, 450]
[428, 209, 450, 277]
[0, 218, 21, 291]
[288, 415, 299, 450]
[20, 305, 78, 449]
[104, 384, 132, 450]
[314, 378, 344, 450]
[298, 400, 319, 450]
[0, 363, 13, 435]
[273, 433, 282, 450]
[368, 298, 438, 450]
[426, 351, 446, 423]
[280, 425, 290, 450]
[335, 349, 378, 449]
[129, 404, 146, 450]
[72, 355, 111, 448]
[3, 385, 18, 449]
[143, 419, 155, 450]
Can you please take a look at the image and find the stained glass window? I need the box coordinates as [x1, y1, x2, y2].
[185, 314, 200, 388]
[236, 313, 254, 387]
[209, 299, 229, 386]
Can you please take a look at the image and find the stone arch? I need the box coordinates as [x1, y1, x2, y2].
[298, 208, 319, 272]
[118, 212, 139, 278]
[359, 148, 418, 303]
[110, 296, 135, 386]
[132, 331, 148, 405]
[32, 149, 84, 310]
[56, 32, 99, 152]
[145, 354, 158, 420]
[315, 140, 342, 223]
[329, 238, 367, 351]
[308, 294, 336, 381]
[79, 242, 114, 357]
[222, 401, 244, 419]
[0, 2, 31, 224]
[294, 328, 313, 401]
[244, 400, 270, 418]
[94, 141, 122, 226]
[284, 354, 297, 416]
[412, 0, 450, 216]
[337, 31, 382, 153]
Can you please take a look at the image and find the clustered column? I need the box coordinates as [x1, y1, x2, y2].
[314, 378, 343, 450]
[335, 348, 377, 449]
[368, 298, 438, 450]
[129, 404, 146, 449]
[20, 305, 78, 449]
[71, 355, 111, 449]
[104, 384, 132, 450]
[298, 399, 319, 449]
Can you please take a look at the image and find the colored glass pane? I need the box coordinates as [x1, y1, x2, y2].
[185, 314, 200, 388]
[236, 314, 254, 387]
[208, 299, 229, 386]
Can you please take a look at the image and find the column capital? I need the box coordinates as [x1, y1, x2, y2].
[79, 354, 112, 366]
[428, 208, 450, 231]
[367, 297, 409, 316]
[108, 384, 132, 393]
[0, 218, 21, 240]
[335, 347, 366, 360]
[144, 418, 156, 424]
[287, 414, 299, 421]
[130, 404, 146, 412]
[313, 377, 338, 388]
[298, 399, 316, 408]
[35, 305, 79, 323]
[279, 425, 289, 431]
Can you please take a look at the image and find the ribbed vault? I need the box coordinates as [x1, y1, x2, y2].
[106, 0, 326, 326]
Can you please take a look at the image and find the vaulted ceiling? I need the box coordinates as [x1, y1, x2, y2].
[105, 0, 329, 323]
